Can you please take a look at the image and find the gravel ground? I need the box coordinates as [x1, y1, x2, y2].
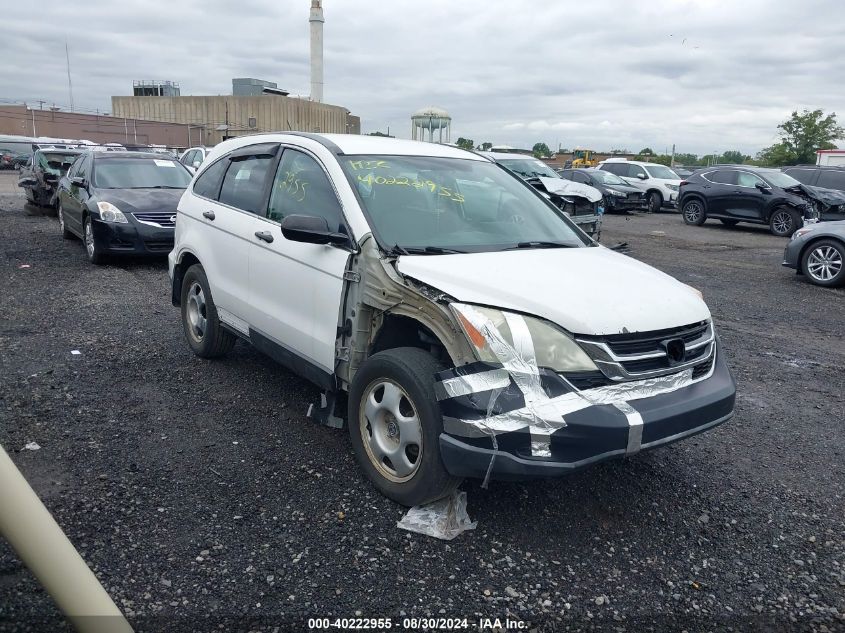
[1, 171, 843, 632]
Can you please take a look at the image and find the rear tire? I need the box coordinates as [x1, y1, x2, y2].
[801, 239, 845, 287]
[58, 203, 73, 240]
[682, 198, 706, 225]
[769, 207, 801, 237]
[348, 348, 461, 506]
[180, 264, 237, 358]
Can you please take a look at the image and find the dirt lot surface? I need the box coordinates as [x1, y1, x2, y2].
[1, 171, 843, 632]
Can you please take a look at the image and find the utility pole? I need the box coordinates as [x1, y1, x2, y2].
[670, 143, 675, 167]
[31, 108, 36, 137]
[124, 118, 128, 143]
[65, 41, 75, 112]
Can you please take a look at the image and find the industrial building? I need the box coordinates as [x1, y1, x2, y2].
[109, 1, 360, 146]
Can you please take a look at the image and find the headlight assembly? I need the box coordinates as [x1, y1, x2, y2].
[451, 303, 598, 373]
[607, 189, 628, 197]
[96, 201, 129, 223]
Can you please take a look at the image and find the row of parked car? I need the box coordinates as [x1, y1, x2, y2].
[15, 134, 746, 506]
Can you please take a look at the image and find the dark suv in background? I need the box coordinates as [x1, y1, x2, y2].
[678, 166, 821, 237]
[781, 166, 845, 222]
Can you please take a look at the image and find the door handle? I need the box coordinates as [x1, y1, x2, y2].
[254, 231, 274, 243]
[203, 210, 215, 220]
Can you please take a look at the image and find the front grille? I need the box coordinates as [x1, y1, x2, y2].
[602, 321, 709, 356]
[692, 356, 714, 379]
[133, 211, 176, 227]
[576, 321, 715, 381]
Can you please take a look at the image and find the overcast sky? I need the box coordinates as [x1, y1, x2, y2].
[2, 0, 844, 155]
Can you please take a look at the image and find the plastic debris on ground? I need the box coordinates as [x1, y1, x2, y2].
[23, 442, 40, 451]
[397, 490, 477, 540]
[70, 350, 82, 355]
[19, 264, 31, 269]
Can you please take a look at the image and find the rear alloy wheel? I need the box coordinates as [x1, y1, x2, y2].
[648, 191, 663, 213]
[802, 239, 845, 287]
[58, 203, 72, 240]
[682, 199, 706, 226]
[180, 264, 236, 358]
[769, 207, 801, 237]
[83, 216, 105, 265]
[349, 347, 460, 506]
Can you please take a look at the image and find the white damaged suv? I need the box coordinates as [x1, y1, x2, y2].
[169, 133, 736, 506]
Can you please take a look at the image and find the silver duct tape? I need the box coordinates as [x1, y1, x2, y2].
[614, 401, 644, 455]
[435, 368, 511, 401]
[581, 369, 694, 405]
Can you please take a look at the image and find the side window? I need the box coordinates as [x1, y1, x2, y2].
[77, 155, 91, 180]
[193, 158, 230, 200]
[571, 171, 589, 184]
[218, 155, 274, 213]
[736, 171, 765, 188]
[182, 150, 196, 166]
[707, 170, 737, 185]
[267, 149, 344, 231]
[783, 168, 816, 185]
[816, 170, 845, 191]
[628, 164, 647, 179]
[67, 156, 82, 178]
[559, 170, 573, 181]
[600, 164, 619, 175]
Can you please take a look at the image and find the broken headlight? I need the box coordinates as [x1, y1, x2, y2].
[451, 303, 598, 373]
[97, 201, 128, 223]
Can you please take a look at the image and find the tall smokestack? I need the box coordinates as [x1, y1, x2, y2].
[309, 0, 324, 103]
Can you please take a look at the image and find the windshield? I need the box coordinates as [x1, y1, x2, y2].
[93, 158, 192, 189]
[498, 158, 560, 179]
[342, 155, 588, 253]
[644, 165, 680, 180]
[761, 170, 801, 188]
[588, 170, 627, 186]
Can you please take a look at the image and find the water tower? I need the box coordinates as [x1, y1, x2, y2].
[411, 107, 451, 143]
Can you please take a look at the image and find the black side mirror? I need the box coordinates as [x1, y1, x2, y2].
[755, 182, 770, 192]
[71, 176, 87, 188]
[281, 214, 350, 246]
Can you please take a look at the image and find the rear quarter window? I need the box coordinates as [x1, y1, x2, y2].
[816, 170, 845, 192]
[783, 168, 817, 186]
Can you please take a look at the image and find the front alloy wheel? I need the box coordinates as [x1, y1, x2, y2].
[83, 216, 104, 264]
[186, 282, 207, 342]
[58, 203, 72, 240]
[770, 208, 799, 237]
[802, 240, 845, 287]
[360, 380, 423, 482]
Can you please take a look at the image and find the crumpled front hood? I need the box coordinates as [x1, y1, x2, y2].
[96, 188, 184, 214]
[397, 247, 710, 336]
[538, 177, 603, 203]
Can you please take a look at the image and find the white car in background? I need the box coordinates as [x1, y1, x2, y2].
[179, 146, 215, 172]
[597, 158, 682, 213]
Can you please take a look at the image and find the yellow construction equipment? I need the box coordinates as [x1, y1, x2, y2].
[571, 149, 597, 168]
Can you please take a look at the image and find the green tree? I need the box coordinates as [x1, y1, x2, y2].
[478, 141, 493, 151]
[638, 147, 654, 155]
[759, 109, 844, 166]
[532, 142, 551, 158]
[651, 155, 672, 166]
[673, 152, 701, 166]
[720, 150, 746, 164]
[455, 137, 475, 151]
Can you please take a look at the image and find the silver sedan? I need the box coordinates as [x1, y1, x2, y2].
[782, 220, 845, 287]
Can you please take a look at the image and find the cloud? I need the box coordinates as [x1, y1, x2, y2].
[1, 0, 844, 154]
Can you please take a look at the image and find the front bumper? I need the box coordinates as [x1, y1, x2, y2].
[782, 239, 802, 270]
[571, 213, 602, 238]
[91, 218, 174, 256]
[662, 193, 678, 208]
[437, 343, 735, 480]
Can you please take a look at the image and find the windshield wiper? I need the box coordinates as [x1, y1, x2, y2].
[145, 185, 185, 189]
[385, 244, 465, 256]
[505, 241, 576, 250]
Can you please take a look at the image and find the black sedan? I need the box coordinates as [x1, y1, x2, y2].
[678, 166, 821, 237]
[556, 168, 648, 213]
[17, 148, 82, 207]
[783, 220, 845, 287]
[56, 151, 192, 264]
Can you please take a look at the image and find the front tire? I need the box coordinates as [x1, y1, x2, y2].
[83, 216, 105, 264]
[348, 348, 461, 506]
[801, 239, 845, 287]
[648, 191, 663, 213]
[682, 198, 706, 225]
[769, 207, 801, 237]
[180, 264, 236, 358]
